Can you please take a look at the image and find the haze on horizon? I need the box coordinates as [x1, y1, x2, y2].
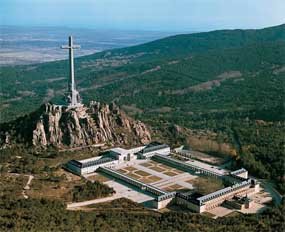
[1, 0, 285, 32]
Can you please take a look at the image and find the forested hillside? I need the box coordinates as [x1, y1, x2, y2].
[1, 24, 284, 121]
[0, 197, 284, 232]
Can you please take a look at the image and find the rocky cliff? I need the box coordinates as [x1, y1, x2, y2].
[0, 102, 151, 148]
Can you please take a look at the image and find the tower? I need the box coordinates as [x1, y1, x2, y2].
[61, 36, 81, 107]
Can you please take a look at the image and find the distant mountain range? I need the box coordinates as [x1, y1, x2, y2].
[0, 26, 178, 66]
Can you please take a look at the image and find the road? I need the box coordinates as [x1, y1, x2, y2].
[67, 195, 121, 209]
[260, 179, 283, 206]
[59, 143, 105, 152]
[67, 179, 154, 210]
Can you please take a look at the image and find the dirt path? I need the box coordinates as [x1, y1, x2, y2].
[22, 174, 34, 199]
[67, 195, 121, 209]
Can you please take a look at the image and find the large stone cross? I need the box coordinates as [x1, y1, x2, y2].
[61, 36, 81, 107]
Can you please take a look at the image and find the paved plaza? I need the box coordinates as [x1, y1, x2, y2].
[116, 160, 197, 191]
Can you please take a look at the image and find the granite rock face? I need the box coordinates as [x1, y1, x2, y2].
[0, 102, 151, 148]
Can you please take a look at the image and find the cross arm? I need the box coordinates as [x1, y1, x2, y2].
[61, 45, 70, 49]
[72, 45, 81, 49]
[61, 45, 81, 49]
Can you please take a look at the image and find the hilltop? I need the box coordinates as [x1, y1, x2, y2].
[0, 102, 151, 148]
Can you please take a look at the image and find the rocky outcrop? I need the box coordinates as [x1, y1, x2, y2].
[0, 102, 151, 148]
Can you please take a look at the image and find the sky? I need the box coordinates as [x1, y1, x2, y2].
[1, 0, 285, 32]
